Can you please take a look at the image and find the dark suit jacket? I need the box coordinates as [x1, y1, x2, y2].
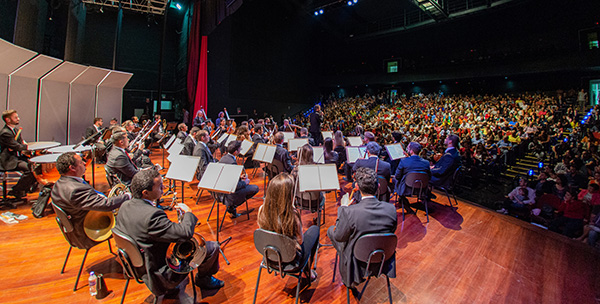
[193, 142, 214, 180]
[298, 135, 316, 146]
[274, 144, 294, 173]
[431, 148, 461, 187]
[394, 155, 431, 196]
[51, 176, 128, 249]
[329, 197, 397, 287]
[219, 154, 250, 205]
[0, 125, 27, 171]
[176, 131, 187, 143]
[106, 147, 139, 184]
[352, 156, 391, 183]
[114, 198, 198, 296]
[84, 125, 98, 139]
[309, 112, 323, 133]
[180, 135, 197, 156]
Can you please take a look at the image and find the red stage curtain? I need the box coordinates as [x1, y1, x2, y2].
[187, 1, 208, 117]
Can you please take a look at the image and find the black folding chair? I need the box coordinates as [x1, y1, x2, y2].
[252, 229, 312, 304]
[404, 172, 430, 222]
[333, 233, 397, 304]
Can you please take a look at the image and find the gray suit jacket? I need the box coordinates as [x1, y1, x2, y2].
[51, 176, 129, 249]
[193, 142, 214, 180]
[180, 135, 196, 156]
[329, 197, 397, 287]
[114, 198, 198, 296]
[106, 147, 139, 184]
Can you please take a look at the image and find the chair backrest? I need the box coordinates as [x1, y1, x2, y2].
[112, 229, 145, 268]
[353, 233, 397, 278]
[104, 165, 118, 188]
[449, 166, 462, 189]
[295, 191, 322, 211]
[268, 159, 286, 178]
[376, 176, 390, 198]
[51, 203, 74, 233]
[254, 228, 298, 266]
[404, 172, 430, 190]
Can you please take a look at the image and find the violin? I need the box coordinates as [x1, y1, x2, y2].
[224, 107, 236, 133]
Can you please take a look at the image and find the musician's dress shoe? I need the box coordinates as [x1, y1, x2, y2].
[194, 276, 224, 289]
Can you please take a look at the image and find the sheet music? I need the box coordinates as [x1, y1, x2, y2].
[288, 138, 309, 151]
[282, 132, 295, 143]
[298, 165, 322, 192]
[240, 139, 254, 155]
[298, 164, 340, 192]
[347, 136, 363, 147]
[319, 164, 340, 191]
[217, 133, 229, 144]
[346, 146, 366, 163]
[165, 155, 201, 182]
[358, 146, 367, 158]
[385, 143, 406, 160]
[213, 164, 243, 193]
[197, 163, 222, 190]
[312, 147, 325, 164]
[322, 131, 333, 139]
[252, 143, 276, 163]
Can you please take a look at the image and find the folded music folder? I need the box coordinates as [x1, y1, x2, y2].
[385, 143, 407, 160]
[197, 163, 243, 194]
[297, 164, 340, 192]
[252, 143, 277, 163]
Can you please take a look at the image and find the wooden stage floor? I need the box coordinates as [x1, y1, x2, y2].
[1, 149, 599, 304]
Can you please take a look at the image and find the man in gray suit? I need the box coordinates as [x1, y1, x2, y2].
[219, 141, 258, 218]
[51, 152, 130, 249]
[106, 132, 139, 185]
[180, 127, 200, 156]
[114, 170, 223, 298]
[327, 167, 397, 288]
[193, 130, 215, 181]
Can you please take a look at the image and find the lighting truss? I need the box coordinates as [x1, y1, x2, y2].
[82, 0, 169, 15]
[412, 0, 448, 20]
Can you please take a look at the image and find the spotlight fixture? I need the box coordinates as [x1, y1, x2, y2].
[175, 3, 182, 10]
[538, 162, 543, 169]
[314, 11, 319, 15]
[347, 1, 353, 5]
[528, 169, 534, 176]
[319, 9, 323, 14]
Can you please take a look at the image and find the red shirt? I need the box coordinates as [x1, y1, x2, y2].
[558, 199, 588, 220]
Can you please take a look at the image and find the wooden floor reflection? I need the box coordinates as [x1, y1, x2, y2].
[0, 149, 599, 304]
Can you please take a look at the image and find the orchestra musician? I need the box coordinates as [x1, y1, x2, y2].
[272, 132, 294, 174]
[84, 117, 106, 160]
[327, 167, 397, 288]
[51, 152, 130, 249]
[106, 132, 141, 185]
[298, 127, 316, 146]
[114, 170, 223, 298]
[180, 127, 200, 156]
[279, 119, 294, 132]
[193, 109, 206, 128]
[132, 116, 141, 129]
[0, 110, 36, 199]
[218, 141, 258, 218]
[176, 123, 189, 142]
[351, 142, 391, 201]
[148, 114, 166, 146]
[394, 142, 431, 213]
[193, 130, 215, 181]
[215, 111, 226, 127]
[309, 105, 324, 145]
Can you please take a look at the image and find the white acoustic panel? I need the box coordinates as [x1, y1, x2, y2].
[0, 38, 37, 112]
[39, 62, 87, 144]
[68, 67, 110, 144]
[97, 71, 132, 126]
[7, 55, 62, 141]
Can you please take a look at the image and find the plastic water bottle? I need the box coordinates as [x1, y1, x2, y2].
[88, 271, 97, 296]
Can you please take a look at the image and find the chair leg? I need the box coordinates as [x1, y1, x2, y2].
[74, 249, 90, 291]
[294, 275, 302, 304]
[195, 189, 204, 205]
[386, 275, 393, 304]
[252, 266, 263, 304]
[332, 252, 338, 282]
[190, 270, 197, 303]
[444, 189, 452, 206]
[424, 198, 430, 223]
[246, 199, 250, 220]
[153, 294, 159, 304]
[401, 200, 405, 221]
[108, 238, 114, 254]
[347, 285, 351, 304]
[61, 246, 72, 274]
[452, 190, 458, 206]
[120, 278, 130, 304]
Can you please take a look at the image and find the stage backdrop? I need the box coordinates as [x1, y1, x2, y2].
[0, 38, 132, 144]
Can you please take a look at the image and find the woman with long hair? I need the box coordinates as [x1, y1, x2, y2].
[257, 173, 320, 281]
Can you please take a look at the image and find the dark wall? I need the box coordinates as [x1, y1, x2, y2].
[313, 0, 600, 93]
[0, 0, 17, 42]
[207, 0, 320, 120]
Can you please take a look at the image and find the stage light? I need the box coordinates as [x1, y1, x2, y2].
[538, 162, 543, 169]
[314, 11, 319, 16]
[319, 9, 324, 14]
[175, 3, 182, 10]
[564, 138, 568, 142]
[528, 169, 534, 176]
[347, 1, 353, 5]
[353, 0, 358, 3]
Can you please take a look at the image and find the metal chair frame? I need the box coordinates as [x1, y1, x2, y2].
[403, 172, 431, 222]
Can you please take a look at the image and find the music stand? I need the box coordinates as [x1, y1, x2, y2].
[281, 132, 295, 143]
[321, 131, 333, 140]
[385, 143, 407, 160]
[197, 163, 243, 264]
[346, 146, 367, 164]
[237, 139, 254, 165]
[252, 143, 276, 199]
[288, 138, 308, 152]
[347, 136, 363, 147]
[312, 147, 325, 164]
[297, 164, 340, 268]
[165, 155, 200, 203]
